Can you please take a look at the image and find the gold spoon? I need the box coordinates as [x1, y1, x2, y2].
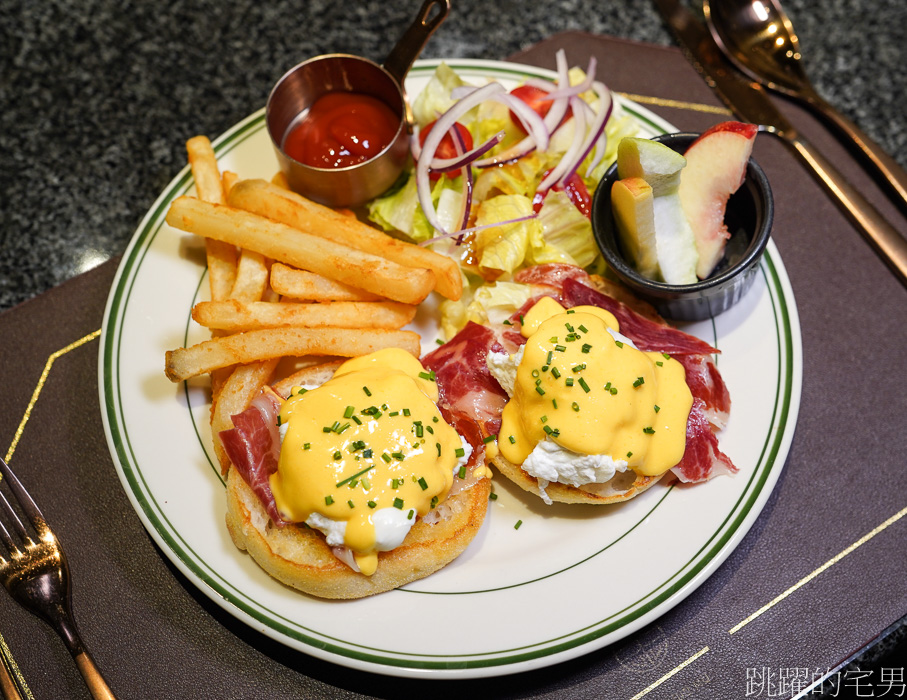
[703, 0, 907, 215]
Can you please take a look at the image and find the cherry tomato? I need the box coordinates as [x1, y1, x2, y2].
[508, 85, 553, 132]
[532, 171, 592, 219]
[419, 120, 474, 180]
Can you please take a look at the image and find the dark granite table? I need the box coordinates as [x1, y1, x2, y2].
[1, 1, 906, 698]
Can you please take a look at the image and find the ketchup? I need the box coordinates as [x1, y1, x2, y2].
[281, 92, 400, 169]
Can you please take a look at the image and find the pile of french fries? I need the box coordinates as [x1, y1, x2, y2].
[164, 136, 462, 473]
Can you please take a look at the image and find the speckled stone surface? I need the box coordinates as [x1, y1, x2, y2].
[1, 0, 905, 312]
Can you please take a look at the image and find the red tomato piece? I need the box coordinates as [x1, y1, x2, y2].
[419, 120, 473, 180]
[533, 171, 592, 219]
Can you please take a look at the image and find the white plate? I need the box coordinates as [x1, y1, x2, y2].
[99, 59, 802, 678]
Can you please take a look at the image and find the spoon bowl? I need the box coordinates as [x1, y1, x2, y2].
[703, 0, 907, 213]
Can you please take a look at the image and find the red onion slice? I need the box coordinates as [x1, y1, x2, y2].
[538, 95, 588, 192]
[416, 82, 505, 235]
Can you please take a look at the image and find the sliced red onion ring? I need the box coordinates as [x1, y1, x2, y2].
[538, 95, 588, 192]
[537, 56, 597, 101]
[416, 81, 505, 235]
[450, 123, 473, 233]
[430, 130, 504, 173]
[562, 81, 613, 183]
[422, 212, 539, 246]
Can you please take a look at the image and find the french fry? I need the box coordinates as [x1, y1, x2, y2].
[270, 263, 381, 302]
[271, 171, 290, 190]
[191, 299, 417, 332]
[227, 179, 462, 301]
[210, 360, 279, 475]
[221, 170, 239, 198]
[165, 327, 420, 382]
[271, 358, 345, 399]
[230, 249, 270, 302]
[186, 136, 236, 301]
[165, 197, 435, 305]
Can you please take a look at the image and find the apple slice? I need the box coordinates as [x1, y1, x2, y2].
[678, 121, 758, 279]
[616, 138, 699, 284]
[612, 177, 659, 279]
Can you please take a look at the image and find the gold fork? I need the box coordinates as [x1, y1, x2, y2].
[0, 457, 115, 699]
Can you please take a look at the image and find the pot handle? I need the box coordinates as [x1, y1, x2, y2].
[383, 0, 450, 86]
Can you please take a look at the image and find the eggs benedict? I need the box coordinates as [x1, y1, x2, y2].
[489, 297, 692, 504]
[221, 348, 491, 598]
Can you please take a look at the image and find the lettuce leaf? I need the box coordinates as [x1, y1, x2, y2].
[531, 190, 599, 268]
[475, 194, 542, 275]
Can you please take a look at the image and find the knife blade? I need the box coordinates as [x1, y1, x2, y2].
[654, 0, 907, 288]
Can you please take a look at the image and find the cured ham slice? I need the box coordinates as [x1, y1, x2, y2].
[672, 399, 737, 482]
[674, 353, 731, 430]
[219, 394, 286, 525]
[422, 321, 514, 436]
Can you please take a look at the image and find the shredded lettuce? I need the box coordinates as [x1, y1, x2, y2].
[412, 62, 470, 128]
[439, 280, 533, 337]
[531, 190, 598, 268]
[475, 194, 542, 275]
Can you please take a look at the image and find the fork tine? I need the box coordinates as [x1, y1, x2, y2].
[0, 457, 47, 535]
[0, 490, 25, 555]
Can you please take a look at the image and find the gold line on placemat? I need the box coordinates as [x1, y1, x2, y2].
[629, 646, 711, 699]
[4, 329, 102, 464]
[1, 329, 101, 700]
[729, 504, 907, 635]
[616, 92, 732, 115]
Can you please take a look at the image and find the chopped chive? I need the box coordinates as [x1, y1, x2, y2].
[418, 477, 428, 490]
[426, 425, 434, 434]
[627, 451, 633, 458]
[582, 343, 592, 353]
[455, 447, 466, 458]
[392, 451, 405, 461]
[554, 344, 566, 352]
[565, 378, 574, 387]
[381, 453, 392, 463]
[303, 442, 311, 450]
[519, 314, 525, 324]
[566, 309, 575, 314]
[489, 492, 498, 500]
[458, 465, 467, 479]
[552, 398, 558, 409]
[543, 425, 554, 435]
[322, 426, 332, 433]
[347, 499, 355, 509]
[643, 426, 655, 434]
[436, 442, 441, 456]
[541, 365, 549, 372]
[393, 498, 404, 509]
[508, 435, 516, 444]
[407, 509, 415, 520]
[572, 401, 580, 412]
[337, 422, 351, 433]
[415, 423, 424, 437]
[436, 338, 444, 345]
[431, 416, 438, 422]
[483, 435, 495, 444]
[549, 336, 558, 343]
[540, 415, 548, 423]
[430, 495, 439, 508]
[546, 350, 554, 365]
[578, 377, 590, 393]
[532, 368, 540, 378]
[352, 415, 362, 425]
[368, 500, 377, 508]
[363, 386, 372, 396]
[662, 352, 671, 359]
[572, 363, 586, 372]
[578, 324, 588, 333]
[325, 495, 334, 505]
[535, 385, 546, 395]
[633, 377, 645, 388]
[362, 448, 373, 458]
[565, 322, 574, 332]
[361, 478, 370, 490]
[276, 415, 283, 427]
[343, 405, 355, 419]
[389, 410, 399, 416]
[332, 450, 342, 460]
[551, 367, 561, 379]
[615, 340, 624, 348]
[656, 361, 664, 367]
[336, 465, 375, 487]
[403, 408, 411, 417]
[514, 520, 523, 530]
[654, 405, 661, 413]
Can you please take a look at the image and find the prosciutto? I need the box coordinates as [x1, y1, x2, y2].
[430, 264, 737, 484]
[219, 392, 286, 525]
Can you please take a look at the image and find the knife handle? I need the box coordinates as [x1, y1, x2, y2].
[787, 135, 907, 288]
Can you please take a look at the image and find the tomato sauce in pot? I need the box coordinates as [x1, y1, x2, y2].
[281, 92, 401, 169]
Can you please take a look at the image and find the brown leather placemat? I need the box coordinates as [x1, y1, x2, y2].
[1, 32, 905, 699]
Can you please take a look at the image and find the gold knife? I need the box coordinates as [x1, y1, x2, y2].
[654, 0, 907, 288]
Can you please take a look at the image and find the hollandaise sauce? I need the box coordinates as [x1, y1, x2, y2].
[499, 298, 692, 477]
[269, 349, 464, 575]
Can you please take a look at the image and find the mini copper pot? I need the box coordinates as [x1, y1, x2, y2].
[266, 0, 449, 208]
